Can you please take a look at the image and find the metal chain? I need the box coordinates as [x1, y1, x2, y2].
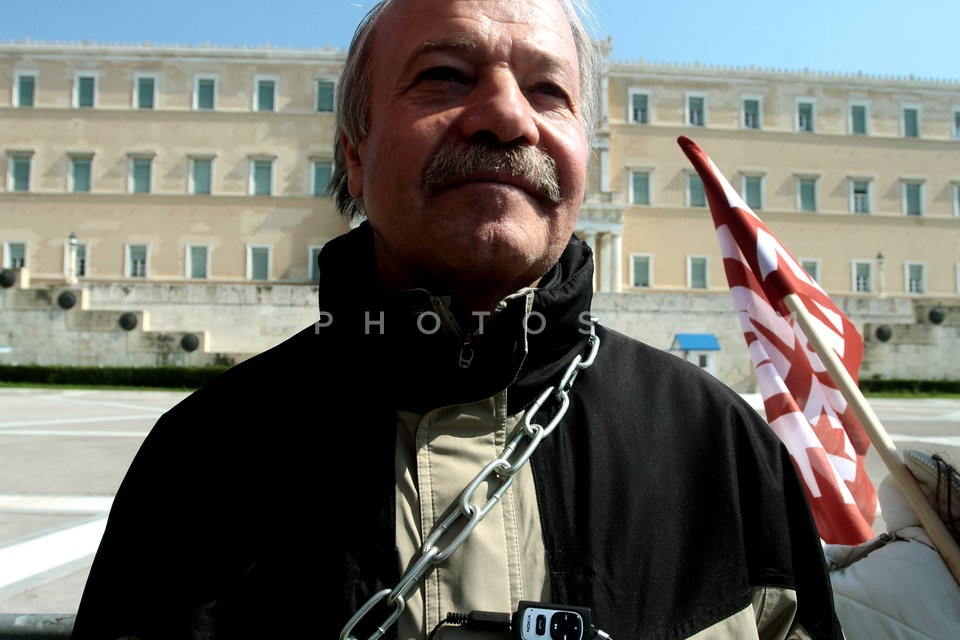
[340, 319, 600, 640]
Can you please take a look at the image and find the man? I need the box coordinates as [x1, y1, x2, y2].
[72, 1, 841, 638]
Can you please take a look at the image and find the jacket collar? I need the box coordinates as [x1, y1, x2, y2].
[315, 221, 595, 414]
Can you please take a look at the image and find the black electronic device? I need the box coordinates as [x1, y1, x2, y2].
[512, 601, 592, 640]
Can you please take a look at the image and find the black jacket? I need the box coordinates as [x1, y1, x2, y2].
[72, 223, 840, 639]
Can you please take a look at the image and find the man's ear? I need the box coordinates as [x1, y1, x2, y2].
[341, 131, 364, 198]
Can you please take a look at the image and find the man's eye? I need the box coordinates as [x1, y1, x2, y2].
[534, 83, 568, 100]
[417, 67, 468, 84]
[529, 83, 572, 110]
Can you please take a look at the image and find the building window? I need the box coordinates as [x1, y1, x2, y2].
[3, 242, 26, 269]
[850, 104, 868, 135]
[798, 177, 818, 212]
[311, 160, 332, 197]
[800, 259, 821, 283]
[186, 245, 210, 279]
[316, 79, 335, 112]
[14, 72, 36, 107]
[851, 179, 871, 214]
[955, 111, 960, 140]
[905, 262, 926, 294]
[631, 254, 652, 288]
[75, 73, 97, 108]
[255, 77, 276, 112]
[70, 155, 93, 193]
[686, 94, 706, 127]
[688, 256, 709, 289]
[742, 97, 761, 129]
[195, 76, 216, 110]
[127, 244, 148, 278]
[630, 171, 650, 205]
[8, 154, 31, 192]
[903, 181, 924, 216]
[247, 245, 271, 280]
[797, 100, 815, 132]
[73, 242, 88, 277]
[250, 159, 274, 196]
[129, 156, 153, 194]
[629, 90, 649, 124]
[852, 260, 873, 293]
[190, 157, 213, 195]
[308, 245, 324, 281]
[955, 184, 960, 218]
[134, 75, 156, 109]
[688, 173, 706, 207]
[902, 106, 920, 138]
[742, 175, 763, 210]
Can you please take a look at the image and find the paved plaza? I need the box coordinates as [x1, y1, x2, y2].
[0, 387, 957, 616]
[0, 388, 188, 614]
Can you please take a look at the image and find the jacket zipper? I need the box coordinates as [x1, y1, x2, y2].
[458, 335, 475, 369]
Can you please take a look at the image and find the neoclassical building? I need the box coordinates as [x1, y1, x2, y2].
[2, 39, 959, 384]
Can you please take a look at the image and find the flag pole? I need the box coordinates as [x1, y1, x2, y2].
[783, 292, 960, 584]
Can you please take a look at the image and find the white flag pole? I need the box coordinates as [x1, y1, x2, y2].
[784, 292, 960, 585]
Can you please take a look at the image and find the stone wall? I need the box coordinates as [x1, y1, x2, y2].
[0, 270, 317, 367]
[593, 292, 956, 390]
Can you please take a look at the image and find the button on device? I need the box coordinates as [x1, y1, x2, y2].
[550, 611, 582, 640]
[536, 614, 546, 634]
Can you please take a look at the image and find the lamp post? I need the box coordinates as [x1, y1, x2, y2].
[876, 251, 884, 297]
[67, 231, 79, 285]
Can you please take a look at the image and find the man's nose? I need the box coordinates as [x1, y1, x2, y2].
[458, 68, 540, 146]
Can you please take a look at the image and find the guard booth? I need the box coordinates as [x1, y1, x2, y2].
[670, 333, 721, 376]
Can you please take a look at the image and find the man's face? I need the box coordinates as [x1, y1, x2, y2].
[343, 0, 589, 302]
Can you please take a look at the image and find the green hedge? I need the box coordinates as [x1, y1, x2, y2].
[858, 378, 960, 395]
[0, 364, 230, 389]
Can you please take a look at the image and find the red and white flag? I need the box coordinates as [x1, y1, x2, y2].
[678, 136, 877, 544]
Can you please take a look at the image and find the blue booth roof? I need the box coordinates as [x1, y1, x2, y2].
[671, 333, 721, 351]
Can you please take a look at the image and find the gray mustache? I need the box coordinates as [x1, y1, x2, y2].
[422, 144, 562, 204]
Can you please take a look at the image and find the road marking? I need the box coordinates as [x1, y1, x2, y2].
[882, 412, 960, 422]
[0, 495, 113, 513]
[45, 394, 177, 414]
[0, 518, 106, 591]
[0, 429, 148, 438]
[0, 414, 158, 429]
[890, 434, 960, 448]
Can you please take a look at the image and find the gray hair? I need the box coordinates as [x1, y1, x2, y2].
[330, 0, 602, 220]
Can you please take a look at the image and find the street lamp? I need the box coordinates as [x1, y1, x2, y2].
[66, 231, 79, 285]
[876, 251, 884, 297]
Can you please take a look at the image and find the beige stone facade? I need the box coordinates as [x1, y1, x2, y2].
[2, 40, 960, 383]
[587, 55, 960, 299]
[0, 42, 351, 284]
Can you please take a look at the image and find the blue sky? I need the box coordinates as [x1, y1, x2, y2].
[1, 0, 956, 81]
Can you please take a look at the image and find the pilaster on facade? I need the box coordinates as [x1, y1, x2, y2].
[593, 133, 612, 192]
[578, 196, 626, 293]
[597, 36, 612, 133]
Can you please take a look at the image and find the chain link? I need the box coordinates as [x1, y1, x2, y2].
[340, 319, 600, 640]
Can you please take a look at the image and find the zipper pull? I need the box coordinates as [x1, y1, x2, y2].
[458, 336, 475, 369]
